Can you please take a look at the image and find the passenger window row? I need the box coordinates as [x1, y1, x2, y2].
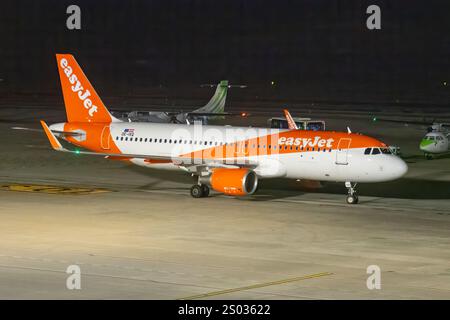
[115, 136, 334, 152]
[117, 136, 231, 146]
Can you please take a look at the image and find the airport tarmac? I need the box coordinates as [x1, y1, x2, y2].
[0, 105, 449, 299]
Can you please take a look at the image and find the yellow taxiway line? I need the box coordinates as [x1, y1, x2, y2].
[178, 272, 333, 300]
[0, 184, 110, 195]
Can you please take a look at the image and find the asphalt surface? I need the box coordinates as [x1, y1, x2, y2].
[0, 105, 449, 299]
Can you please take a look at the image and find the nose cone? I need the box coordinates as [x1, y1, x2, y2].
[391, 157, 408, 179]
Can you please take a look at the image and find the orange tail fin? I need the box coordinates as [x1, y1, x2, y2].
[283, 109, 298, 130]
[56, 54, 119, 123]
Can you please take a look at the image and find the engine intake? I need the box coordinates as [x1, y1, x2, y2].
[199, 168, 258, 196]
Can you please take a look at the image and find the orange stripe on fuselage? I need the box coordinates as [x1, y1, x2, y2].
[180, 130, 387, 160]
[59, 124, 387, 162]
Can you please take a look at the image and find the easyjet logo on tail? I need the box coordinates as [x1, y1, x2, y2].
[60, 58, 98, 117]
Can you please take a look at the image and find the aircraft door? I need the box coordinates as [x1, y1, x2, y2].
[101, 126, 111, 150]
[335, 138, 351, 165]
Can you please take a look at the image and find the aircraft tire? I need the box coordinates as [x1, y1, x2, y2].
[190, 185, 204, 198]
[201, 185, 210, 197]
[346, 195, 358, 204]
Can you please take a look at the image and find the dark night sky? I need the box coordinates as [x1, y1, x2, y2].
[0, 0, 449, 105]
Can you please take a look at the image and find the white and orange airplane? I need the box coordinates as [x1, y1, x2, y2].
[40, 54, 408, 204]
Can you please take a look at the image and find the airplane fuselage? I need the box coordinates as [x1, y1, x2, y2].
[50, 121, 408, 183]
[420, 132, 449, 155]
[43, 54, 408, 202]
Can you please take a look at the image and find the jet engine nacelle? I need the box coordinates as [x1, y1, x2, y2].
[200, 168, 258, 196]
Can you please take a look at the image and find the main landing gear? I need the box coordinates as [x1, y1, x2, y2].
[345, 181, 358, 204]
[190, 174, 210, 198]
[190, 184, 210, 198]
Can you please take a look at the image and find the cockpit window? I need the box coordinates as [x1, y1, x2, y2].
[372, 148, 381, 155]
[364, 148, 371, 155]
[426, 136, 435, 140]
[380, 148, 391, 154]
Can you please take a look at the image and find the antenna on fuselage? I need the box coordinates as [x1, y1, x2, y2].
[347, 127, 352, 133]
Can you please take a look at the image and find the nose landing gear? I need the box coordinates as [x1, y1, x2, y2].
[345, 181, 358, 204]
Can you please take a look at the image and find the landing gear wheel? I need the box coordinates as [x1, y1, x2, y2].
[425, 154, 433, 160]
[346, 195, 359, 204]
[345, 182, 359, 204]
[190, 185, 203, 198]
[201, 185, 210, 197]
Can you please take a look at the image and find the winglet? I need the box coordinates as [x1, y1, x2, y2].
[283, 109, 298, 130]
[40, 120, 63, 150]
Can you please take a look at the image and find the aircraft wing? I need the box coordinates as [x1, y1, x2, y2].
[186, 112, 249, 117]
[50, 130, 83, 137]
[121, 111, 237, 116]
[12, 126, 82, 137]
[371, 117, 435, 125]
[373, 118, 450, 134]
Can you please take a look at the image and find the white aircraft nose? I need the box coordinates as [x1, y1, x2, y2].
[392, 157, 408, 179]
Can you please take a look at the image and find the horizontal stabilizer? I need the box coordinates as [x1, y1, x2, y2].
[14, 126, 82, 137]
[40, 120, 63, 151]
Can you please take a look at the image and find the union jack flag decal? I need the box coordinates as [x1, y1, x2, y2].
[121, 128, 135, 136]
